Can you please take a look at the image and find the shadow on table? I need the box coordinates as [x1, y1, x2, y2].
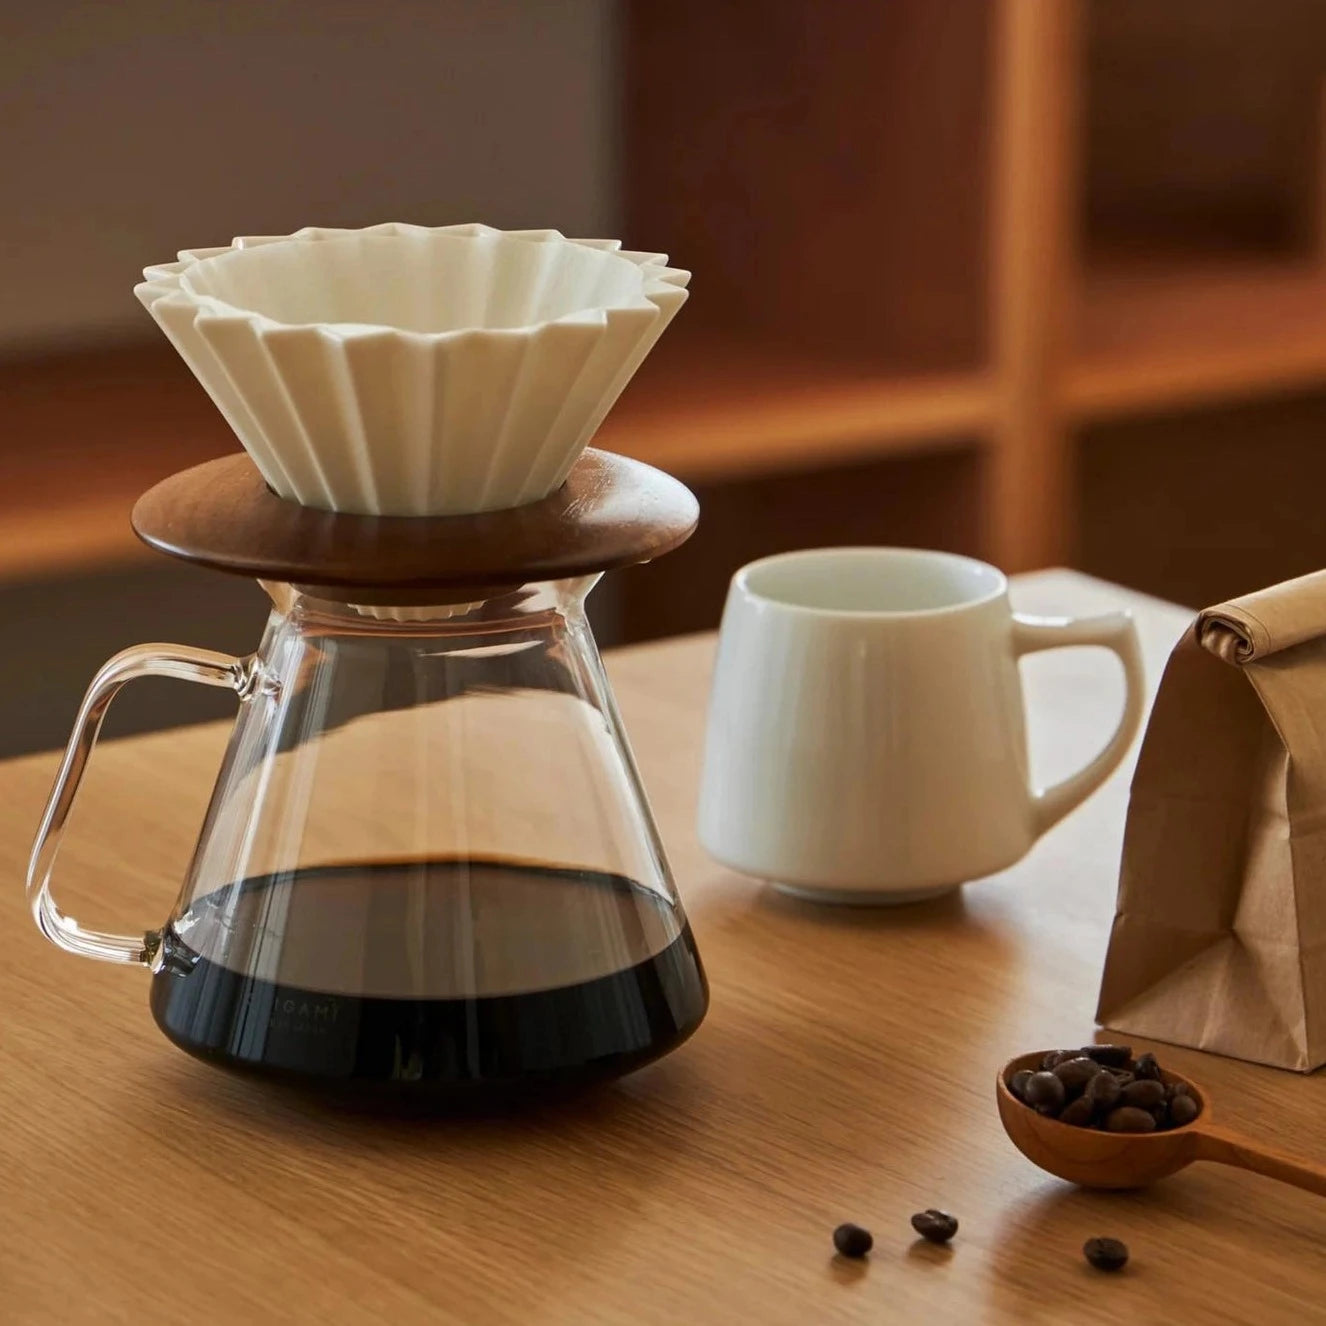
[145, 1039, 699, 1141]
[753, 881, 978, 933]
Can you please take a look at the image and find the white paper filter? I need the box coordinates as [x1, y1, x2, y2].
[136, 223, 689, 516]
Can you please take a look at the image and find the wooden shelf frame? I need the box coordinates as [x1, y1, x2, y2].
[987, 1, 1326, 566]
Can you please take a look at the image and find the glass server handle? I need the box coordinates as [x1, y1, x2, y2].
[27, 643, 253, 966]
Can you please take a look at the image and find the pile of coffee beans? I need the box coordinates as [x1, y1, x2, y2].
[1008, 1046, 1200, 1132]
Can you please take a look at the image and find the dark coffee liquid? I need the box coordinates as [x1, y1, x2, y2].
[149, 858, 707, 1104]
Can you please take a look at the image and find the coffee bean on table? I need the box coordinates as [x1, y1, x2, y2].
[1024, 1071, 1067, 1113]
[1052, 1057, 1104, 1093]
[1170, 1092, 1200, 1127]
[833, 1223, 873, 1258]
[1081, 1044, 1132, 1067]
[1009, 1069, 1035, 1102]
[1083, 1237, 1130, 1272]
[1085, 1070, 1121, 1112]
[1059, 1096, 1095, 1127]
[1105, 1106, 1158, 1133]
[911, 1210, 959, 1244]
[1119, 1078, 1167, 1110]
[1134, 1052, 1162, 1080]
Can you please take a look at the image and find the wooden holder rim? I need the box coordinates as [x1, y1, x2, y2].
[131, 449, 699, 596]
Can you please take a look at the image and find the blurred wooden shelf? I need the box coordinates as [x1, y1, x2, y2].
[1067, 254, 1326, 420]
[0, 499, 151, 582]
[29, 249, 1326, 581]
[600, 337, 993, 481]
[10, 0, 1326, 609]
[627, 0, 1326, 592]
[0, 344, 234, 581]
[0, 337, 994, 583]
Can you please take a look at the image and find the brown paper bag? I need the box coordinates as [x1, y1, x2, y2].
[1097, 570, 1326, 1071]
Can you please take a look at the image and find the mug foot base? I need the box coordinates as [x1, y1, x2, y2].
[771, 881, 961, 907]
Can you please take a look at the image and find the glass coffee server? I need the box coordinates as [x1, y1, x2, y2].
[27, 450, 708, 1104]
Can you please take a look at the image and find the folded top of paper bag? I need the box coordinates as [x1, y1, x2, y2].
[1198, 568, 1326, 664]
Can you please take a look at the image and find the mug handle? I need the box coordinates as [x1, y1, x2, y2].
[1012, 612, 1145, 835]
[27, 643, 254, 966]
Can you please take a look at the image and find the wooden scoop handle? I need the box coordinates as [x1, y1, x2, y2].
[1195, 1125, 1326, 1198]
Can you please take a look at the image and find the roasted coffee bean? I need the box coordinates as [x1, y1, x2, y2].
[1134, 1052, 1161, 1080]
[1105, 1106, 1157, 1133]
[1024, 1071, 1066, 1113]
[1119, 1079, 1167, 1110]
[1052, 1057, 1104, 1094]
[1168, 1080, 1191, 1101]
[1170, 1092, 1200, 1126]
[1084, 1070, 1121, 1112]
[1041, 1049, 1078, 1070]
[1081, 1044, 1132, 1068]
[1059, 1096, 1095, 1127]
[1083, 1237, 1129, 1272]
[833, 1223, 873, 1258]
[911, 1210, 958, 1244]
[1009, 1069, 1035, 1102]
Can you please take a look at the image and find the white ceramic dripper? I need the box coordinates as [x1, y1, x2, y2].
[136, 222, 689, 518]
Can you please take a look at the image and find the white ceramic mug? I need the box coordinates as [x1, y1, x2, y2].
[698, 548, 1144, 903]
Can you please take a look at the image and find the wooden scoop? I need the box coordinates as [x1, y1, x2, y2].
[997, 1051, 1326, 1196]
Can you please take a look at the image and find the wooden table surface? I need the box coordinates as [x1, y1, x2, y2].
[3, 570, 1323, 1324]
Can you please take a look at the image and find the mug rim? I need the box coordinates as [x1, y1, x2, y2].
[732, 546, 1008, 619]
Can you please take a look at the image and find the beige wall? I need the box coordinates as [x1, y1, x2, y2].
[0, 0, 618, 353]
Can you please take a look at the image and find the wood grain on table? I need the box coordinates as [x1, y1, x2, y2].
[2, 571, 1323, 1325]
